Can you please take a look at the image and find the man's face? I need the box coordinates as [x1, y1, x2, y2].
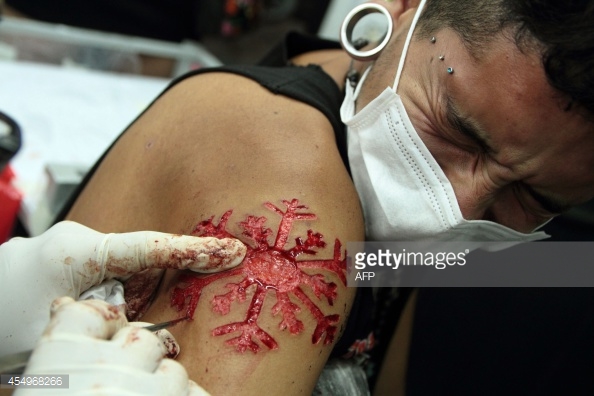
[358, 18, 594, 233]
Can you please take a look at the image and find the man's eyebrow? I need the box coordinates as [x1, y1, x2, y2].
[523, 184, 571, 214]
[445, 94, 495, 154]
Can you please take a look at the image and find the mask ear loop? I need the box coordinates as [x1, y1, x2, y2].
[392, 0, 427, 92]
[340, 3, 394, 62]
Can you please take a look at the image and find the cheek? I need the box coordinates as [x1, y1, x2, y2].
[486, 193, 532, 232]
[419, 138, 518, 221]
[435, 144, 480, 175]
[418, 130, 484, 198]
[415, 121, 481, 174]
[484, 188, 550, 233]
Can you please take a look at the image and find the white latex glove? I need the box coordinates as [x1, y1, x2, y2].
[0, 221, 246, 356]
[14, 297, 209, 396]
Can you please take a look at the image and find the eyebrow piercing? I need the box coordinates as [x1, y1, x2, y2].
[430, 36, 436, 43]
[439, 55, 445, 60]
[447, 67, 454, 74]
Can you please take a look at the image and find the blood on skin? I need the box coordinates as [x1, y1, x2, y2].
[171, 199, 347, 353]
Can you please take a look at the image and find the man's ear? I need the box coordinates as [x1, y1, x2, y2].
[368, 0, 419, 21]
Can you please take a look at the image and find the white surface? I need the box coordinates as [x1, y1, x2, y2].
[0, 60, 169, 234]
[0, 16, 222, 76]
[318, 0, 366, 40]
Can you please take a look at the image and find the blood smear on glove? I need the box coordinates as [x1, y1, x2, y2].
[157, 330, 181, 358]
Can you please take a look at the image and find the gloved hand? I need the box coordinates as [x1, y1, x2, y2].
[15, 297, 209, 396]
[0, 221, 246, 355]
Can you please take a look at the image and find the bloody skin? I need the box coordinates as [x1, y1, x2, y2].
[170, 199, 347, 353]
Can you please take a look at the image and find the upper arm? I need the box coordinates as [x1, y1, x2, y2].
[66, 72, 364, 395]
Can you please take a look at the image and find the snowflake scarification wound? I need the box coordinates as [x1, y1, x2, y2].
[170, 199, 347, 353]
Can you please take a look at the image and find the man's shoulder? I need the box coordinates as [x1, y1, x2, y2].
[159, 70, 341, 147]
[118, 70, 354, 225]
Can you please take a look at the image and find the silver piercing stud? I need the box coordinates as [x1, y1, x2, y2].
[439, 55, 445, 61]
[447, 67, 454, 74]
[430, 36, 436, 43]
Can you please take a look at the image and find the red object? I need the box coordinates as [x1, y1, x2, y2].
[170, 199, 347, 353]
[0, 165, 22, 243]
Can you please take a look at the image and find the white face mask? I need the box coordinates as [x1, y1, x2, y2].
[340, 0, 549, 243]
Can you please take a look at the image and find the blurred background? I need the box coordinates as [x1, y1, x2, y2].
[0, 0, 363, 75]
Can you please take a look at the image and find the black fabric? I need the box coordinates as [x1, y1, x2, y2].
[405, 211, 594, 395]
[407, 287, 594, 395]
[366, 287, 414, 389]
[364, 246, 594, 390]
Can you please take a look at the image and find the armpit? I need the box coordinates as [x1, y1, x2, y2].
[168, 198, 347, 353]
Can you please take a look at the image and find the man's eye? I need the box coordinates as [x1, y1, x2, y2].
[444, 98, 492, 154]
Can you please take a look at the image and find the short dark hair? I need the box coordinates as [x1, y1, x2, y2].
[417, 0, 594, 121]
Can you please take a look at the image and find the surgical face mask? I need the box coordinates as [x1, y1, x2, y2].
[340, 0, 549, 243]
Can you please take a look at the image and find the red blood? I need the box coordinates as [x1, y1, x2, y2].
[170, 199, 347, 353]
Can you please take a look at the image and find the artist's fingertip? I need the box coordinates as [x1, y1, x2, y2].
[185, 237, 246, 273]
[45, 299, 128, 339]
[225, 238, 247, 266]
[128, 322, 181, 358]
[154, 329, 181, 359]
[49, 296, 76, 315]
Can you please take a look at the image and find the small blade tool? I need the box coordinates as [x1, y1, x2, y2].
[0, 317, 187, 375]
